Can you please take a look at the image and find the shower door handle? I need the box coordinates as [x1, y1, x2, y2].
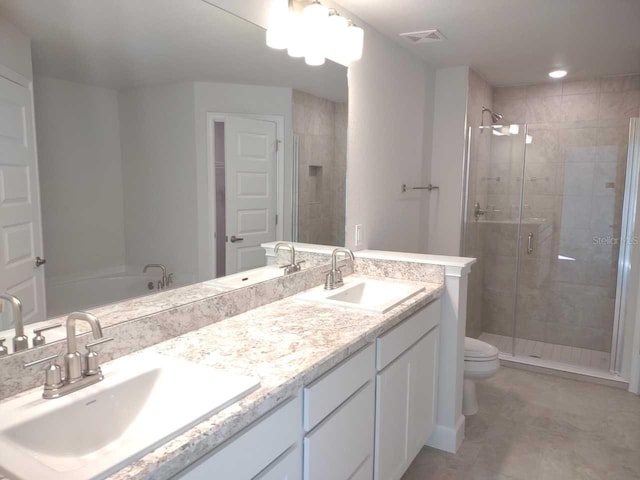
[527, 233, 534, 255]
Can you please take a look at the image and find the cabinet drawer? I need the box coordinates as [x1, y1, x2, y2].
[303, 343, 374, 431]
[304, 382, 375, 480]
[176, 395, 301, 480]
[351, 457, 374, 480]
[376, 299, 440, 370]
[254, 445, 302, 480]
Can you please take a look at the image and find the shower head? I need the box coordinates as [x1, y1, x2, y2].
[482, 106, 503, 124]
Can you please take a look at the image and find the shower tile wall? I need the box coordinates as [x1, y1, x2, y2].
[481, 74, 640, 352]
[293, 90, 347, 247]
[464, 70, 493, 339]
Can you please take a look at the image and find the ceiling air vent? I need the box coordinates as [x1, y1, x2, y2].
[399, 29, 446, 44]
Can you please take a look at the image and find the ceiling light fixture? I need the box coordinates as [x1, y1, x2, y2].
[265, 0, 363, 67]
[548, 69, 568, 79]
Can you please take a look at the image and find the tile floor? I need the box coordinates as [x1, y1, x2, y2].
[479, 333, 611, 372]
[402, 367, 640, 480]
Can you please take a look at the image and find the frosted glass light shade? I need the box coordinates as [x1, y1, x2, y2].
[303, 2, 328, 66]
[326, 13, 348, 60]
[287, 12, 305, 57]
[266, 0, 290, 50]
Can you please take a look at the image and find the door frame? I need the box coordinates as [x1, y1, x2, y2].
[205, 112, 285, 277]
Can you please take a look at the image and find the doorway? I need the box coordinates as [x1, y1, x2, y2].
[206, 113, 283, 276]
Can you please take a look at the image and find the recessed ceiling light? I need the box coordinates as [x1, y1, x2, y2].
[548, 69, 568, 79]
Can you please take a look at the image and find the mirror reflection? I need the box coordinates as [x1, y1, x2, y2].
[0, 0, 347, 353]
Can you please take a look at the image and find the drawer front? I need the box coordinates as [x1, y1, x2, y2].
[303, 343, 374, 431]
[376, 299, 440, 371]
[177, 395, 301, 480]
[350, 457, 374, 480]
[304, 382, 375, 480]
[254, 445, 302, 480]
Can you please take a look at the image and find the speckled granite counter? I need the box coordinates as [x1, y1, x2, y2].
[106, 277, 444, 480]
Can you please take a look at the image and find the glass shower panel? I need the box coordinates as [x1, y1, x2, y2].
[514, 124, 626, 369]
[464, 125, 527, 354]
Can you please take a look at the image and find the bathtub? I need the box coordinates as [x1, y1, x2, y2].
[45, 271, 192, 319]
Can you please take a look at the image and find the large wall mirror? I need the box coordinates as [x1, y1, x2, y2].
[0, 0, 347, 353]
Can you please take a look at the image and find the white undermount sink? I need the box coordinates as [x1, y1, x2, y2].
[0, 352, 259, 480]
[297, 276, 425, 314]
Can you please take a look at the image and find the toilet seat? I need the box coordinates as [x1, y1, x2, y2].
[464, 337, 499, 361]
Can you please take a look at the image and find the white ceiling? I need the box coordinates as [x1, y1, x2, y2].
[0, 0, 348, 102]
[335, 0, 640, 86]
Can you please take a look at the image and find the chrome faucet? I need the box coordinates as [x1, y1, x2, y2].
[325, 248, 355, 290]
[275, 242, 304, 275]
[24, 311, 113, 399]
[64, 312, 103, 383]
[473, 202, 486, 220]
[144, 264, 169, 289]
[0, 294, 28, 352]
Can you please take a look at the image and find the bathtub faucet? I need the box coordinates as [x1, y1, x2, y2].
[143, 264, 171, 289]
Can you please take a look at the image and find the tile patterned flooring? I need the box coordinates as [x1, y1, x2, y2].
[402, 367, 640, 480]
[479, 332, 611, 372]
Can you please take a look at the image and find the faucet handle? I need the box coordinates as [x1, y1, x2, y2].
[33, 322, 62, 347]
[84, 337, 113, 376]
[24, 353, 64, 392]
[24, 353, 60, 368]
[86, 337, 114, 350]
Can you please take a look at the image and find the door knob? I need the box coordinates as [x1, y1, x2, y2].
[230, 236, 244, 243]
[35, 256, 46, 267]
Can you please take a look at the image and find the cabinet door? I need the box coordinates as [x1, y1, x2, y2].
[374, 329, 438, 480]
[408, 328, 438, 461]
[374, 351, 410, 480]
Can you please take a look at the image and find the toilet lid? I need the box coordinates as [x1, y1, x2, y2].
[465, 337, 499, 360]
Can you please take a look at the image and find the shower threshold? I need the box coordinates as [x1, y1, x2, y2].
[479, 333, 628, 389]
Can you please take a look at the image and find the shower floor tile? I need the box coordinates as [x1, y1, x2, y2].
[479, 332, 611, 372]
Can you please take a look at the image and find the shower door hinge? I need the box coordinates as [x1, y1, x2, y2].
[275, 140, 280, 153]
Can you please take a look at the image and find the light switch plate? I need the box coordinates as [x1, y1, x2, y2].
[355, 224, 363, 247]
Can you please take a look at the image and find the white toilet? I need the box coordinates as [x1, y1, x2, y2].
[463, 337, 500, 415]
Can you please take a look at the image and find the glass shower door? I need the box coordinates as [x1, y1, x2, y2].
[463, 125, 527, 355]
[514, 123, 625, 370]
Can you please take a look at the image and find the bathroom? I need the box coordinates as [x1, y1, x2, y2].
[0, 0, 639, 479]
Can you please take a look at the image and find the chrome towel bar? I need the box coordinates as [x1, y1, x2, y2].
[401, 183, 439, 193]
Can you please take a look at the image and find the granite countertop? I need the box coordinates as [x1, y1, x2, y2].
[3, 276, 444, 480]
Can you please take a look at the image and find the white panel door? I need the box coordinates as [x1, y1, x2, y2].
[225, 116, 277, 275]
[0, 76, 45, 329]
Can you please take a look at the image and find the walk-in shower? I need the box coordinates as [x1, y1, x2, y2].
[463, 83, 640, 383]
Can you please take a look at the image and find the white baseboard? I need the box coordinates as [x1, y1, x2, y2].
[426, 415, 465, 453]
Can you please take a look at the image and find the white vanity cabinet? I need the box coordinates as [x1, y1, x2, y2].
[175, 394, 303, 480]
[303, 343, 376, 480]
[174, 298, 441, 480]
[374, 300, 441, 480]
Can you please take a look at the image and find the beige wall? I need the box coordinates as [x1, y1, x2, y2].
[293, 90, 347, 246]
